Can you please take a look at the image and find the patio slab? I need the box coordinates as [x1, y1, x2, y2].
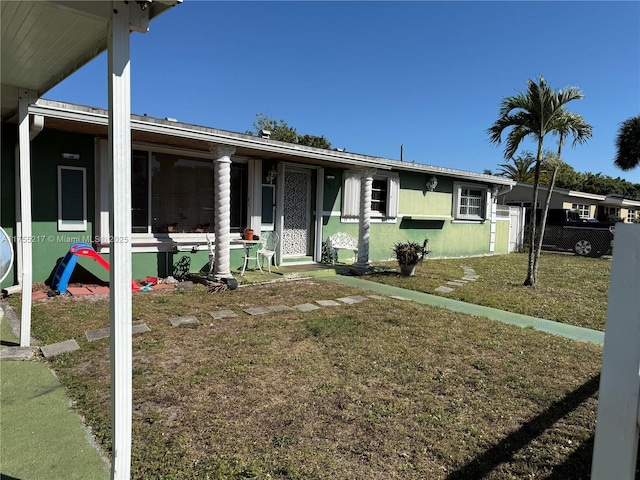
[66, 287, 93, 296]
[209, 309, 238, 319]
[316, 299, 341, 307]
[88, 286, 110, 295]
[40, 339, 80, 358]
[294, 303, 320, 312]
[0, 347, 37, 361]
[32, 291, 49, 302]
[169, 316, 200, 327]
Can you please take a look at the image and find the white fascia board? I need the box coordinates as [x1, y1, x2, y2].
[29, 99, 513, 184]
[567, 190, 606, 201]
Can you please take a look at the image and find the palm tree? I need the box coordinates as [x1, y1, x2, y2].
[488, 76, 592, 286]
[496, 155, 536, 182]
[613, 115, 640, 171]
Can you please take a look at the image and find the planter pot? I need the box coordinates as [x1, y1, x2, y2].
[399, 263, 417, 277]
[243, 229, 255, 240]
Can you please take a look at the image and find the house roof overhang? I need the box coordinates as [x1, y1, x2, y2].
[28, 98, 516, 187]
[1, 0, 180, 121]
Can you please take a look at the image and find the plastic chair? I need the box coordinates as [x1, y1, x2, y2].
[206, 234, 215, 276]
[257, 231, 279, 273]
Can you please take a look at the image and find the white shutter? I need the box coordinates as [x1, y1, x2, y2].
[386, 175, 399, 218]
[342, 171, 361, 218]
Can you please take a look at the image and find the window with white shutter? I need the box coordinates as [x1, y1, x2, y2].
[341, 171, 399, 221]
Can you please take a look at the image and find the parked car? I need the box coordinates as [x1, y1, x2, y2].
[539, 209, 615, 257]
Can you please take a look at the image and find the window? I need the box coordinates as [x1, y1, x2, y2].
[126, 150, 248, 234]
[341, 171, 399, 221]
[371, 179, 388, 215]
[603, 206, 621, 221]
[571, 203, 590, 219]
[262, 184, 276, 225]
[627, 209, 636, 223]
[132, 150, 149, 233]
[454, 183, 487, 220]
[58, 166, 87, 231]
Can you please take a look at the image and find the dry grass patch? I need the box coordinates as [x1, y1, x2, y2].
[22, 280, 601, 479]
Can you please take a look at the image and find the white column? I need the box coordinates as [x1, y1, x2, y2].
[591, 224, 640, 479]
[213, 145, 235, 279]
[355, 169, 375, 269]
[18, 90, 36, 347]
[489, 188, 498, 252]
[247, 158, 262, 233]
[108, 3, 134, 479]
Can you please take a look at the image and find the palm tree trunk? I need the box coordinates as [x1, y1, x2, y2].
[533, 166, 558, 280]
[524, 141, 544, 286]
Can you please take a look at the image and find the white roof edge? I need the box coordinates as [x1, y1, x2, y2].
[30, 99, 514, 185]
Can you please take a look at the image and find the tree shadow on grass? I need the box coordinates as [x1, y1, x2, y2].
[445, 374, 600, 480]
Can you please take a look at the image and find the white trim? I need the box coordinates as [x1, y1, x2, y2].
[57, 166, 87, 231]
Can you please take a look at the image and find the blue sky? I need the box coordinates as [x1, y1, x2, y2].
[47, 1, 640, 183]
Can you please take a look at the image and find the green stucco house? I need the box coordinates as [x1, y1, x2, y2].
[1, 99, 517, 290]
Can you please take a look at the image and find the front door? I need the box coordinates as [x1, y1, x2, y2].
[282, 168, 310, 257]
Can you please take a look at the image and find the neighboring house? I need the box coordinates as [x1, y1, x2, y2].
[0, 99, 518, 287]
[501, 182, 640, 223]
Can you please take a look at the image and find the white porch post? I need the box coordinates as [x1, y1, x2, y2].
[213, 145, 235, 279]
[591, 224, 640, 479]
[17, 90, 36, 347]
[355, 169, 375, 270]
[107, 1, 146, 477]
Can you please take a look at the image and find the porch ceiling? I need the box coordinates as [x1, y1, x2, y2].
[1, 0, 179, 121]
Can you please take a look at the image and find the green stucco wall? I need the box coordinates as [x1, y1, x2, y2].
[322, 170, 498, 261]
[1, 123, 17, 289]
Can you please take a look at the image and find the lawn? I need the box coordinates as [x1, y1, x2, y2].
[14, 275, 603, 479]
[367, 252, 611, 331]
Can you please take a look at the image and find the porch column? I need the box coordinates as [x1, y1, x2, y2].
[354, 169, 375, 271]
[17, 90, 37, 346]
[212, 145, 236, 279]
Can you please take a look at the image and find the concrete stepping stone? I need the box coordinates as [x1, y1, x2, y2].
[85, 323, 150, 342]
[0, 346, 36, 361]
[209, 309, 237, 319]
[316, 299, 341, 307]
[41, 339, 80, 358]
[462, 276, 479, 281]
[435, 286, 455, 293]
[294, 303, 320, 312]
[446, 281, 465, 287]
[169, 316, 200, 327]
[336, 296, 364, 304]
[243, 306, 271, 316]
[267, 305, 295, 312]
[367, 295, 386, 300]
[133, 324, 151, 334]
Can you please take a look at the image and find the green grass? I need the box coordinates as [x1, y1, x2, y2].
[366, 252, 611, 331]
[13, 278, 604, 479]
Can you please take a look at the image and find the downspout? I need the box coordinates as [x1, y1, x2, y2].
[7, 113, 44, 296]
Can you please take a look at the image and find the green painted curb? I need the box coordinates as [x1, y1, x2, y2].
[323, 275, 604, 345]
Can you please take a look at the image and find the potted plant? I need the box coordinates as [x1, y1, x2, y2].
[393, 239, 430, 276]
